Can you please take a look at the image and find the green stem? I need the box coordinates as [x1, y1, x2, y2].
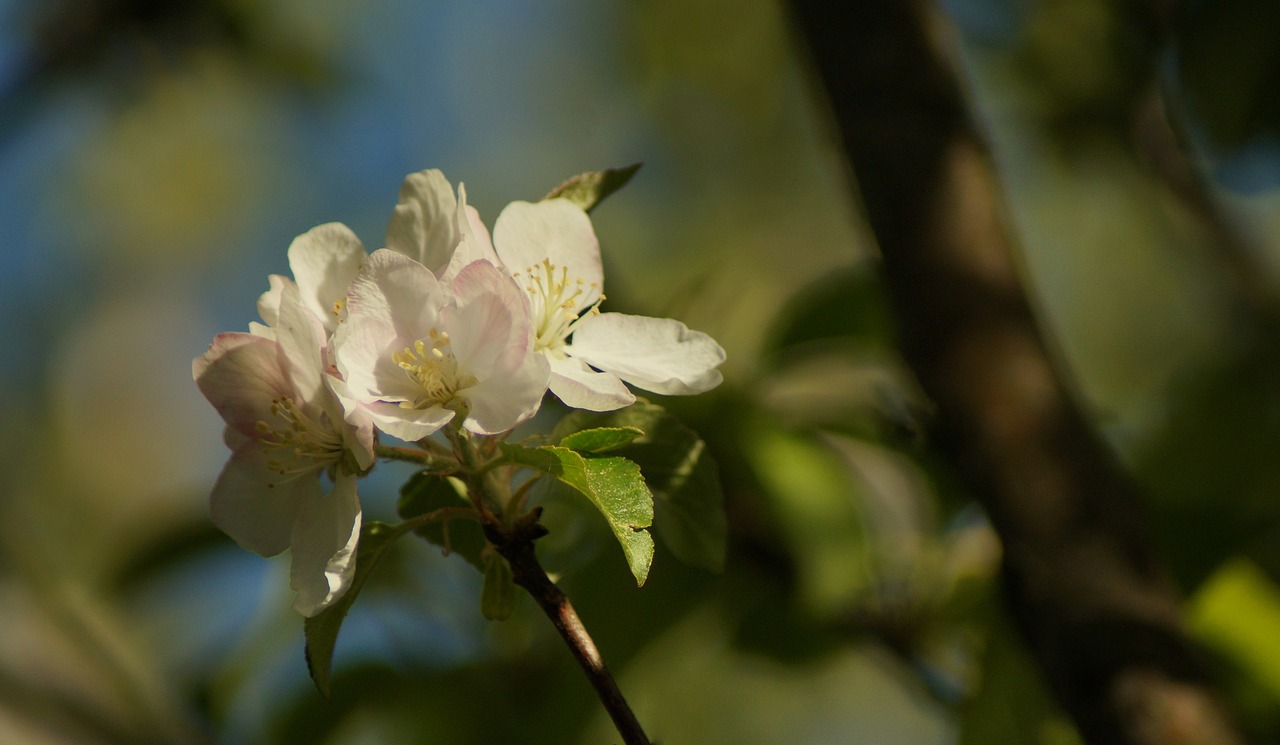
[375, 444, 455, 470]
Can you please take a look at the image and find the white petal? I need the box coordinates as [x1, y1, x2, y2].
[287, 223, 367, 332]
[462, 351, 549, 434]
[257, 274, 290, 328]
[440, 184, 499, 283]
[290, 473, 362, 617]
[547, 355, 635, 411]
[326, 373, 377, 470]
[492, 200, 602, 312]
[210, 443, 312, 557]
[568, 313, 725, 395]
[385, 169, 459, 276]
[333, 314, 398, 402]
[194, 332, 292, 438]
[345, 249, 446, 343]
[273, 282, 328, 407]
[445, 259, 531, 380]
[364, 400, 455, 442]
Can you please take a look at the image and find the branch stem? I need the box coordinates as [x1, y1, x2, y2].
[484, 514, 650, 745]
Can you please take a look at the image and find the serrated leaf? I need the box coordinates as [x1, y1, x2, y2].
[398, 471, 486, 570]
[502, 443, 654, 585]
[304, 521, 404, 698]
[543, 163, 642, 213]
[481, 551, 517, 621]
[552, 401, 726, 572]
[559, 426, 644, 454]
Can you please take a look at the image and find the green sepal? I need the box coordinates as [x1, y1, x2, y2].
[552, 401, 726, 572]
[501, 443, 654, 585]
[481, 550, 517, 621]
[397, 471, 486, 570]
[304, 520, 403, 698]
[559, 426, 644, 454]
[543, 163, 642, 213]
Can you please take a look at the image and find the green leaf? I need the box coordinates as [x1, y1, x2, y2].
[481, 551, 516, 621]
[397, 471, 486, 570]
[745, 427, 872, 618]
[552, 401, 726, 572]
[304, 521, 404, 698]
[502, 443, 654, 585]
[543, 163, 642, 213]
[559, 426, 644, 454]
[1189, 557, 1280, 700]
[582, 456, 656, 585]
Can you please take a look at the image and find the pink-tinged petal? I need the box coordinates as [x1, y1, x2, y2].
[547, 355, 635, 412]
[440, 184, 499, 283]
[210, 443, 313, 557]
[345, 249, 446, 343]
[222, 424, 250, 451]
[194, 332, 292, 438]
[493, 200, 602, 312]
[568, 313, 725, 395]
[274, 282, 328, 407]
[257, 274, 290, 327]
[444, 260, 531, 380]
[364, 400, 455, 441]
[290, 473, 362, 617]
[462, 351, 549, 434]
[385, 169, 459, 277]
[333, 314, 422, 406]
[288, 223, 367, 332]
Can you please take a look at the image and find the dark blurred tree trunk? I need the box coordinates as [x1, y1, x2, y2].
[786, 2, 1244, 743]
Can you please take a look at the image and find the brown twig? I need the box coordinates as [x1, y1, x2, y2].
[483, 511, 651, 745]
[787, 1, 1244, 743]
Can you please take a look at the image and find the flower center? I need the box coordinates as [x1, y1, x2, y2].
[330, 296, 348, 322]
[517, 258, 601, 355]
[392, 329, 477, 409]
[255, 396, 345, 487]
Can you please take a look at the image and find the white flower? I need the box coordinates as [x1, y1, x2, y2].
[386, 169, 497, 281]
[258, 222, 368, 334]
[260, 169, 486, 333]
[194, 283, 375, 617]
[491, 198, 725, 411]
[333, 249, 549, 440]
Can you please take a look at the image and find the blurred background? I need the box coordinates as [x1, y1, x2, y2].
[2, 0, 1280, 742]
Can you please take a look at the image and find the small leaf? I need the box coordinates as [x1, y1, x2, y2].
[304, 521, 403, 698]
[559, 426, 644, 454]
[502, 443, 654, 585]
[553, 401, 726, 572]
[398, 471, 486, 570]
[583, 456, 655, 585]
[543, 163, 642, 213]
[481, 550, 517, 621]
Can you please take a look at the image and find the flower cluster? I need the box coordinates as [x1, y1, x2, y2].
[194, 168, 725, 616]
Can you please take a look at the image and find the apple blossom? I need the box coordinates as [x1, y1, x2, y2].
[194, 283, 375, 616]
[386, 168, 497, 281]
[333, 249, 549, 441]
[490, 198, 725, 411]
[260, 168, 486, 334]
[258, 222, 368, 334]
